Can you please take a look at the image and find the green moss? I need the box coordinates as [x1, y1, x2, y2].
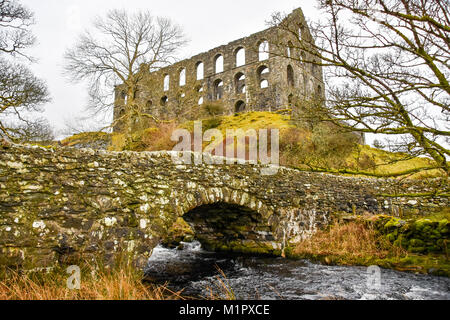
[161, 218, 195, 249]
[384, 217, 403, 230]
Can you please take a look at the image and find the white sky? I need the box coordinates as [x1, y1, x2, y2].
[19, 0, 320, 137]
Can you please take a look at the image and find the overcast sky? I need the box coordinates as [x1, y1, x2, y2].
[19, 0, 320, 137]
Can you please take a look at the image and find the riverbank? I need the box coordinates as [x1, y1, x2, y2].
[1, 213, 447, 300]
[286, 215, 449, 277]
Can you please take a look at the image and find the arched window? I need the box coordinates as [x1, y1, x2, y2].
[235, 47, 245, 67]
[215, 54, 224, 74]
[287, 65, 294, 87]
[317, 85, 322, 96]
[163, 75, 170, 91]
[257, 66, 269, 89]
[235, 100, 246, 113]
[299, 27, 305, 40]
[196, 62, 204, 80]
[160, 96, 168, 106]
[258, 66, 269, 76]
[234, 72, 246, 94]
[179, 68, 186, 86]
[260, 80, 269, 89]
[214, 79, 224, 100]
[196, 85, 204, 93]
[258, 40, 269, 61]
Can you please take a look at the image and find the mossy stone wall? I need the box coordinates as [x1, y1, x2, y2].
[0, 143, 447, 270]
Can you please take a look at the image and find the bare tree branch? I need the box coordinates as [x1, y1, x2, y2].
[270, 0, 449, 174]
[63, 10, 188, 138]
[0, 0, 35, 60]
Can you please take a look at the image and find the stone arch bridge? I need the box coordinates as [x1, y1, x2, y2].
[0, 144, 446, 269]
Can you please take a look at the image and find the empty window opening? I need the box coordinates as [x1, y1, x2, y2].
[260, 80, 269, 89]
[179, 68, 186, 86]
[257, 66, 269, 89]
[196, 62, 204, 80]
[259, 66, 269, 75]
[258, 40, 269, 61]
[287, 65, 295, 87]
[198, 97, 204, 105]
[214, 80, 224, 100]
[235, 100, 246, 113]
[299, 27, 306, 40]
[195, 85, 204, 93]
[163, 75, 170, 91]
[235, 72, 246, 94]
[215, 54, 224, 74]
[235, 47, 245, 67]
[161, 96, 168, 106]
[317, 85, 322, 96]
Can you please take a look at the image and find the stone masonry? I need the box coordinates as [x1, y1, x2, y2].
[113, 8, 324, 129]
[0, 143, 447, 270]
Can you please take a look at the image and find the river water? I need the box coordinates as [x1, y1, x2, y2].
[145, 241, 450, 300]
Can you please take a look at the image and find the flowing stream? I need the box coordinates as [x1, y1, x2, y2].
[145, 241, 450, 300]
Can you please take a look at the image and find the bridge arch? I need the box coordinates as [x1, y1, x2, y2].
[174, 187, 283, 254]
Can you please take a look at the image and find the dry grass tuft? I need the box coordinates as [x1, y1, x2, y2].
[294, 222, 406, 261]
[203, 266, 236, 300]
[0, 260, 182, 301]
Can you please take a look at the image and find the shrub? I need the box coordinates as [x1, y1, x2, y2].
[203, 102, 225, 118]
[141, 122, 179, 152]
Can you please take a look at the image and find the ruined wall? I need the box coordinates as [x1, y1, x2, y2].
[0, 143, 447, 270]
[113, 8, 324, 129]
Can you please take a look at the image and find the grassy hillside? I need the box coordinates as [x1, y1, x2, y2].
[64, 111, 442, 179]
[61, 132, 111, 150]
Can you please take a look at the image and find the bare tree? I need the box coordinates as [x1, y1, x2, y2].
[64, 9, 188, 137]
[5, 117, 54, 142]
[0, 0, 50, 142]
[271, 0, 449, 175]
[0, 0, 35, 58]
